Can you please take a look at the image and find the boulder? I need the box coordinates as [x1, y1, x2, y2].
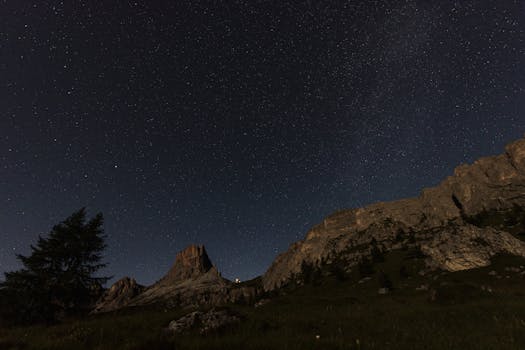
[378, 288, 389, 295]
[167, 308, 241, 334]
[420, 224, 525, 271]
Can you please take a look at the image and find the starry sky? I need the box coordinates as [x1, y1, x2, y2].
[1, 0, 524, 285]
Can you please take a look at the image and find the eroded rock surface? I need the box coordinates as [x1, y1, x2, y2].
[162, 244, 213, 283]
[92, 277, 144, 313]
[421, 224, 525, 271]
[93, 245, 259, 312]
[262, 136, 525, 291]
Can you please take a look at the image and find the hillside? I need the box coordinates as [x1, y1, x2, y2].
[263, 136, 525, 290]
[2, 252, 525, 349]
[2, 136, 525, 349]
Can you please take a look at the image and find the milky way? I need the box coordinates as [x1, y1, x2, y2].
[1, 1, 524, 284]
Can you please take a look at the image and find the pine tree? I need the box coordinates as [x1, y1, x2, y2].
[0, 208, 110, 324]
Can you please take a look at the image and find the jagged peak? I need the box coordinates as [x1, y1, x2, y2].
[161, 244, 214, 284]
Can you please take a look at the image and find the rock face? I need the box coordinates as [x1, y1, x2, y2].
[93, 245, 259, 313]
[131, 245, 233, 307]
[262, 136, 525, 291]
[162, 245, 213, 283]
[92, 277, 144, 313]
[131, 264, 231, 307]
[421, 224, 525, 271]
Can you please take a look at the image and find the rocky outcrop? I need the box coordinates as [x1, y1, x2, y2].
[92, 277, 144, 313]
[93, 245, 260, 313]
[262, 136, 525, 291]
[161, 245, 213, 283]
[421, 224, 525, 271]
[167, 309, 241, 334]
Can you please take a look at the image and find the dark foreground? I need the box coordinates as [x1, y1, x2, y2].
[2, 253, 525, 350]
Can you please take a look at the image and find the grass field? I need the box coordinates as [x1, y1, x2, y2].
[2, 251, 525, 350]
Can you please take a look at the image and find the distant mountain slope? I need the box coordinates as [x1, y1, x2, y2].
[94, 245, 258, 313]
[263, 136, 525, 291]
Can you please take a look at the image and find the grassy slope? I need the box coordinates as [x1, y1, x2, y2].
[2, 251, 525, 350]
[2, 208, 525, 349]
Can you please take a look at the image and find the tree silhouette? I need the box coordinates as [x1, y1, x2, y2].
[0, 208, 109, 324]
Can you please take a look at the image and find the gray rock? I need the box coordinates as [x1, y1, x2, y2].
[162, 245, 214, 283]
[254, 298, 271, 308]
[416, 284, 429, 291]
[481, 285, 493, 293]
[378, 288, 389, 295]
[168, 311, 203, 333]
[420, 225, 525, 271]
[167, 309, 241, 334]
[358, 277, 372, 284]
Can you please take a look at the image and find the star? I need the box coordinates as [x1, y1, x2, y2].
[0, 0, 523, 285]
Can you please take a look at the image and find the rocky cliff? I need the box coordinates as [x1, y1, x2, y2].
[262, 136, 525, 291]
[94, 245, 258, 313]
[161, 245, 213, 283]
[130, 245, 230, 306]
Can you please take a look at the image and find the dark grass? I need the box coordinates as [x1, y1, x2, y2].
[2, 252, 525, 350]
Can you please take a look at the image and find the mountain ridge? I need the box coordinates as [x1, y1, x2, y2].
[94, 135, 525, 311]
[262, 135, 525, 290]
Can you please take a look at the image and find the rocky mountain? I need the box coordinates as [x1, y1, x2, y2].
[160, 245, 213, 283]
[94, 136, 525, 311]
[262, 136, 525, 291]
[94, 245, 258, 313]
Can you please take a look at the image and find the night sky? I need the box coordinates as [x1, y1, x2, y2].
[1, 1, 524, 285]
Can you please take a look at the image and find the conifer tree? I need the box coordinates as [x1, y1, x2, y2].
[0, 208, 109, 324]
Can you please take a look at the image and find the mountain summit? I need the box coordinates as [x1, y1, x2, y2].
[162, 245, 214, 283]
